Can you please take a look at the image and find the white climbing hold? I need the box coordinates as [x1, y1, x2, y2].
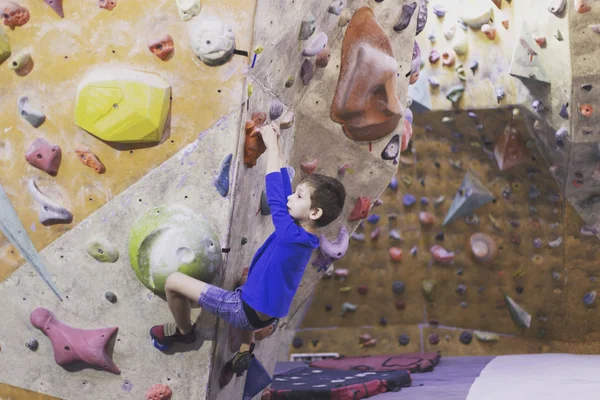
[460, 1, 492, 28]
[175, 0, 201, 21]
[28, 179, 72, 225]
[190, 16, 235, 66]
[302, 32, 328, 57]
[328, 0, 346, 15]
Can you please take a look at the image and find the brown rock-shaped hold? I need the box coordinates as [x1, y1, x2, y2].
[25, 138, 62, 176]
[348, 196, 371, 221]
[316, 45, 331, 68]
[389, 247, 403, 262]
[330, 7, 403, 142]
[493, 120, 531, 171]
[300, 159, 318, 174]
[42, 0, 64, 17]
[148, 34, 174, 61]
[2, 2, 30, 30]
[75, 144, 105, 174]
[469, 232, 499, 264]
[243, 112, 267, 168]
[145, 384, 172, 400]
[98, 0, 117, 10]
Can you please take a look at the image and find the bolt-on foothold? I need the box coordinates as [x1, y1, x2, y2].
[316, 45, 331, 68]
[8, 51, 32, 73]
[269, 99, 284, 120]
[481, 24, 496, 39]
[393, 2, 417, 32]
[18, 96, 45, 128]
[299, 13, 316, 40]
[300, 159, 318, 174]
[104, 291, 117, 303]
[338, 9, 352, 27]
[214, 153, 232, 197]
[441, 51, 455, 67]
[348, 197, 371, 221]
[145, 384, 172, 400]
[280, 110, 295, 129]
[302, 32, 328, 57]
[87, 236, 120, 263]
[260, 190, 270, 216]
[2, 1, 30, 29]
[176, 0, 201, 20]
[328, 0, 346, 15]
[381, 135, 400, 161]
[431, 244, 454, 263]
[312, 226, 349, 268]
[75, 144, 105, 173]
[392, 281, 405, 294]
[25, 138, 62, 176]
[28, 179, 73, 225]
[148, 34, 174, 61]
[285, 76, 295, 88]
[42, 0, 64, 17]
[190, 16, 236, 66]
[300, 58, 314, 85]
[446, 85, 465, 103]
[26, 339, 39, 351]
[389, 247, 403, 262]
[580, 104, 594, 117]
[398, 334, 410, 345]
[98, 0, 117, 10]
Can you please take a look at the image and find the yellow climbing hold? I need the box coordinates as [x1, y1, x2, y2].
[340, 286, 352, 293]
[247, 83, 254, 97]
[254, 45, 264, 54]
[0, 31, 10, 65]
[74, 70, 171, 143]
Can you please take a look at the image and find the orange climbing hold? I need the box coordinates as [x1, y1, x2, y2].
[441, 51, 455, 67]
[389, 247, 403, 262]
[419, 211, 435, 225]
[244, 112, 267, 168]
[348, 197, 371, 221]
[148, 34, 174, 61]
[2, 2, 29, 30]
[575, 0, 591, 13]
[145, 384, 172, 400]
[75, 144, 105, 174]
[99, 0, 117, 10]
[301, 159, 318, 174]
[580, 104, 594, 117]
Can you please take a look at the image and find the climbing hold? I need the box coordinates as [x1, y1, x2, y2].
[175, 0, 201, 20]
[504, 293, 531, 328]
[388, 177, 399, 191]
[145, 384, 172, 400]
[0, 31, 10, 65]
[2, 1, 29, 29]
[367, 214, 380, 224]
[446, 85, 465, 104]
[348, 197, 371, 221]
[340, 302, 357, 316]
[87, 236, 119, 263]
[331, 8, 403, 142]
[443, 172, 495, 226]
[260, 190, 271, 216]
[26, 339, 39, 351]
[300, 58, 314, 85]
[30, 307, 120, 373]
[244, 112, 267, 168]
[494, 120, 530, 171]
[128, 205, 222, 294]
[474, 331, 499, 342]
[8, 51, 31, 73]
[191, 16, 235, 66]
[429, 50, 440, 64]
[42, 0, 64, 17]
[302, 32, 328, 57]
[359, 334, 377, 347]
[98, 0, 117, 10]
[431, 244, 454, 264]
[435, 232, 445, 242]
[392, 281, 406, 294]
[533, 33, 546, 47]
[328, 0, 346, 15]
[104, 291, 117, 303]
[75, 144, 105, 174]
[395, 300, 406, 310]
[300, 159, 318, 175]
[370, 227, 381, 240]
[469, 233, 498, 264]
[394, 2, 417, 32]
[559, 103, 569, 119]
[398, 334, 410, 346]
[75, 70, 171, 143]
[213, 153, 233, 197]
[549, 0, 567, 14]
[28, 179, 72, 225]
[148, 34, 174, 61]
[312, 226, 349, 268]
[299, 13, 316, 40]
[381, 135, 400, 161]
[338, 9, 351, 27]
[334, 269, 349, 279]
[419, 212, 434, 225]
[357, 285, 368, 295]
[379, 317, 388, 326]
[584, 291, 596, 307]
[313, 46, 331, 70]
[452, 29, 468, 55]
[389, 247, 403, 262]
[579, 104, 593, 117]
[460, 3, 492, 28]
[25, 138, 62, 176]
[548, 237, 563, 248]
[389, 229, 403, 241]
[456, 284, 467, 295]
[574, 0, 591, 13]
[285, 76, 295, 88]
[482, 24, 496, 39]
[416, 0, 428, 35]
[340, 286, 352, 293]
[269, 99, 284, 121]
[18, 96, 46, 128]
[459, 331, 473, 345]
[433, 4, 446, 17]
[292, 337, 303, 349]
[401, 176, 413, 187]
[422, 280, 436, 301]
[441, 51, 455, 67]
[409, 41, 421, 84]
[280, 110, 295, 129]
[428, 333, 440, 345]
[427, 76, 440, 89]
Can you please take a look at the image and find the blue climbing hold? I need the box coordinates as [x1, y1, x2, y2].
[392, 281, 406, 294]
[403, 194, 416, 207]
[389, 176, 399, 191]
[420, 197, 429, 205]
[367, 214, 380, 224]
[584, 291, 596, 307]
[214, 153, 233, 197]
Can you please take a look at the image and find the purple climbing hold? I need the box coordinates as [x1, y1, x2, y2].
[416, 0, 428, 35]
[460, 301, 468, 308]
[392, 281, 405, 294]
[405, 107, 414, 125]
[456, 284, 467, 294]
[389, 176, 399, 191]
[468, 112, 478, 119]
[428, 333, 440, 345]
[459, 331, 473, 344]
[403, 194, 416, 207]
[370, 227, 381, 240]
[584, 291, 596, 307]
[410, 246, 418, 256]
[367, 214, 380, 224]
[433, 4, 446, 17]
[214, 153, 232, 197]
[121, 380, 133, 392]
[379, 317, 388, 326]
[300, 59, 314, 85]
[394, 2, 417, 32]
[312, 226, 350, 269]
[420, 197, 429, 205]
[528, 184, 541, 199]
[270, 99, 284, 120]
[292, 337, 303, 349]
[559, 103, 569, 119]
[351, 232, 365, 241]
[533, 238, 542, 248]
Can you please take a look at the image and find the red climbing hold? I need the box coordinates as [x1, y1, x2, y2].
[98, 0, 117, 10]
[145, 384, 172, 400]
[148, 34, 174, 61]
[348, 197, 371, 221]
[25, 138, 62, 176]
[395, 300, 406, 310]
[419, 211, 435, 225]
[300, 159, 318, 174]
[389, 247, 403, 262]
[357, 284, 368, 295]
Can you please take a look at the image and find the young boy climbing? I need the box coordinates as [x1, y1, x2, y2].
[150, 121, 346, 373]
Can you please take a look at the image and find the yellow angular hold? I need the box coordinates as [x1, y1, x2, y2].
[0, 31, 10, 65]
[74, 70, 171, 143]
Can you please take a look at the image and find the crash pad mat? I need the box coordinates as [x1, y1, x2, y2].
[309, 352, 442, 373]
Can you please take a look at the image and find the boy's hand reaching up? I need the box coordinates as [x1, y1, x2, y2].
[260, 122, 280, 150]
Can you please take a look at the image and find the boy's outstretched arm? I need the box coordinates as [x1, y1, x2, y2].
[263, 122, 281, 175]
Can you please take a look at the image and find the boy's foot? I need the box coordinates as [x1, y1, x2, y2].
[230, 342, 255, 376]
[150, 323, 196, 351]
[255, 319, 279, 341]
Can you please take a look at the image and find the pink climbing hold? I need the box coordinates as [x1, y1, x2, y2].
[300, 159, 318, 174]
[430, 244, 455, 264]
[348, 196, 371, 221]
[30, 307, 120, 374]
[25, 138, 62, 176]
[42, 0, 64, 18]
[145, 384, 173, 400]
[338, 163, 350, 175]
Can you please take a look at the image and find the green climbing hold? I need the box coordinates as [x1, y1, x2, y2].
[128, 205, 222, 294]
[474, 331, 500, 342]
[87, 236, 119, 263]
[0, 31, 11, 65]
[421, 279, 437, 302]
[446, 85, 465, 103]
[504, 293, 531, 328]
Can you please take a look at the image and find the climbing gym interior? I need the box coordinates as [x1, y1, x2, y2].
[0, 0, 598, 399]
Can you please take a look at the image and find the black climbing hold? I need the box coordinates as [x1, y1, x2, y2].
[459, 331, 473, 345]
[581, 84, 593, 91]
[537, 328, 546, 339]
[515, 286, 524, 294]
[260, 190, 271, 216]
[222, 248, 231, 253]
[379, 317, 388, 326]
[392, 281, 406, 294]
[311, 339, 319, 347]
[559, 103, 569, 119]
[104, 291, 117, 303]
[292, 337, 303, 349]
[398, 334, 410, 346]
[325, 304, 332, 312]
[435, 232, 445, 241]
[381, 135, 400, 161]
[434, 161, 441, 169]
[26, 339, 39, 351]
[456, 268, 464, 276]
[241, 237, 248, 245]
[393, 2, 417, 32]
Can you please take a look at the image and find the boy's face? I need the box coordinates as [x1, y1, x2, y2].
[287, 182, 317, 223]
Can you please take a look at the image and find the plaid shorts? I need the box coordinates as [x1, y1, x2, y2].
[198, 285, 278, 332]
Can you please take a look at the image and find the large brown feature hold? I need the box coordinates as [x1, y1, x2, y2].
[330, 7, 403, 142]
[243, 112, 267, 168]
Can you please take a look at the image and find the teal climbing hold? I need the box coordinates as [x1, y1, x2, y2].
[443, 172, 495, 226]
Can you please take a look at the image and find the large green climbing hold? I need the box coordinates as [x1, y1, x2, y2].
[87, 236, 120, 263]
[128, 205, 222, 294]
[0, 31, 10, 65]
[443, 172, 495, 226]
[421, 279, 436, 302]
[504, 293, 531, 329]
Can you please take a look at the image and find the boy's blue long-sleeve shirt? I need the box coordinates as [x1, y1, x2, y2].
[241, 168, 320, 318]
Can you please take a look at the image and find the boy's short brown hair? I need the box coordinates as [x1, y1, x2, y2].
[301, 174, 346, 228]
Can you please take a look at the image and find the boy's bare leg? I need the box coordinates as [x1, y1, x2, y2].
[240, 330, 254, 352]
[165, 272, 209, 334]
